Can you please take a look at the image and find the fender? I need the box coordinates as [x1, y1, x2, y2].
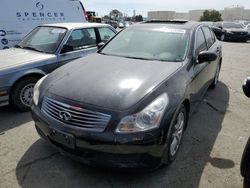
[9, 68, 46, 87]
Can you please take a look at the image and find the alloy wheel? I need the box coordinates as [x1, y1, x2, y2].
[170, 111, 185, 157]
[20, 83, 35, 107]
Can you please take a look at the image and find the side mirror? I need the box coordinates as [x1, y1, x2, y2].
[243, 77, 250, 98]
[60, 44, 73, 54]
[218, 26, 223, 30]
[197, 51, 217, 64]
[97, 42, 105, 49]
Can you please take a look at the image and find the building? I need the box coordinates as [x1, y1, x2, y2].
[189, 10, 208, 21]
[147, 5, 250, 21]
[175, 12, 189, 20]
[222, 5, 245, 21]
[243, 9, 250, 20]
[148, 11, 175, 20]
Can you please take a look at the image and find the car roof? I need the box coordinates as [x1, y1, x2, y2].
[41, 22, 111, 30]
[128, 20, 202, 31]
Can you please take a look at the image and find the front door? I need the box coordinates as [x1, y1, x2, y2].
[192, 27, 209, 107]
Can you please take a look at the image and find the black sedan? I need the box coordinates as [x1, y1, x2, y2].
[214, 22, 249, 42]
[31, 20, 222, 168]
[241, 77, 250, 187]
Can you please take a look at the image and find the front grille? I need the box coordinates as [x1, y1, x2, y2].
[41, 97, 111, 132]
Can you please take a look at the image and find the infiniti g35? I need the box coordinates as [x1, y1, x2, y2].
[31, 20, 222, 168]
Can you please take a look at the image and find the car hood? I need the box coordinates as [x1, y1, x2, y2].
[44, 54, 183, 111]
[0, 48, 55, 71]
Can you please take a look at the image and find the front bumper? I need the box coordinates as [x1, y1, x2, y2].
[31, 105, 167, 168]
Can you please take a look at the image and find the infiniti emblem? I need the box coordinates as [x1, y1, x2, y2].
[59, 111, 72, 121]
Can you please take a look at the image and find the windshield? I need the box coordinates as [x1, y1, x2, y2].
[100, 28, 190, 62]
[223, 23, 244, 29]
[17, 26, 67, 54]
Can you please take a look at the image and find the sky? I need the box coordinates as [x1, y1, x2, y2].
[80, 0, 250, 17]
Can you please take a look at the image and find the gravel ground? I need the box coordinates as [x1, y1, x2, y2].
[0, 41, 250, 188]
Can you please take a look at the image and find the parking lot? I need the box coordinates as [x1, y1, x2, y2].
[0, 41, 250, 188]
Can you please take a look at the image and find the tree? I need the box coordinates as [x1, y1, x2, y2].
[125, 17, 132, 21]
[109, 9, 123, 21]
[103, 15, 110, 19]
[210, 10, 223, 22]
[200, 10, 222, 22]
[133, 15, 143, 22]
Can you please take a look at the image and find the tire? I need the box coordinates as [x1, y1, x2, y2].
[161, 104, 187, 165]
[11, 77, 39, 111]
[244, 178, 250, 188]
[210, 63, 221, 89]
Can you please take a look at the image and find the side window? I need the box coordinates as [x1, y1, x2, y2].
[70, 30, 84, 40]
[64, 28, 97, 52]
[202, 27, 214, 48]
[195, 28, 207, 55]
[209, 28, 216, 43]
[98, 27, 116, 42]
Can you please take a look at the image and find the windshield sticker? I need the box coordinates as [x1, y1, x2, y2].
[153, 28, 186, 34]
[51, 29, 65, 34]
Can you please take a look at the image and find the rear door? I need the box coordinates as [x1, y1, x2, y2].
[57, 27, 98, 66]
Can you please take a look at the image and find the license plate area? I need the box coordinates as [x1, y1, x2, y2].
[49, 128, 75, 149]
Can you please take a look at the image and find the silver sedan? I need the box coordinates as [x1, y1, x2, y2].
[0, 22, 117, 111]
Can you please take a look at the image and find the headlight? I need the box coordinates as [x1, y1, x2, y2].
[116, 93, 169, 133]
[33, 75, 47, 106]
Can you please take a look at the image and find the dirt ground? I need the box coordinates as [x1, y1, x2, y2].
[0, 41, 250, 188]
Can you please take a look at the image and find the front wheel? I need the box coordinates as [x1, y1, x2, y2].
[11, 77, 39, 111]
[161, 104, 187, 165]
[244, 178, 250, 188]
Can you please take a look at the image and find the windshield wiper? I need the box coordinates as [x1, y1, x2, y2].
[123, 56, 151, 61]
[14, 44, 23, 48]
[22, 46, 46, 53]
[98, 52, 108, 55]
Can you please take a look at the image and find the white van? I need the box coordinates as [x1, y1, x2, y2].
[0, 0, 87, 49]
